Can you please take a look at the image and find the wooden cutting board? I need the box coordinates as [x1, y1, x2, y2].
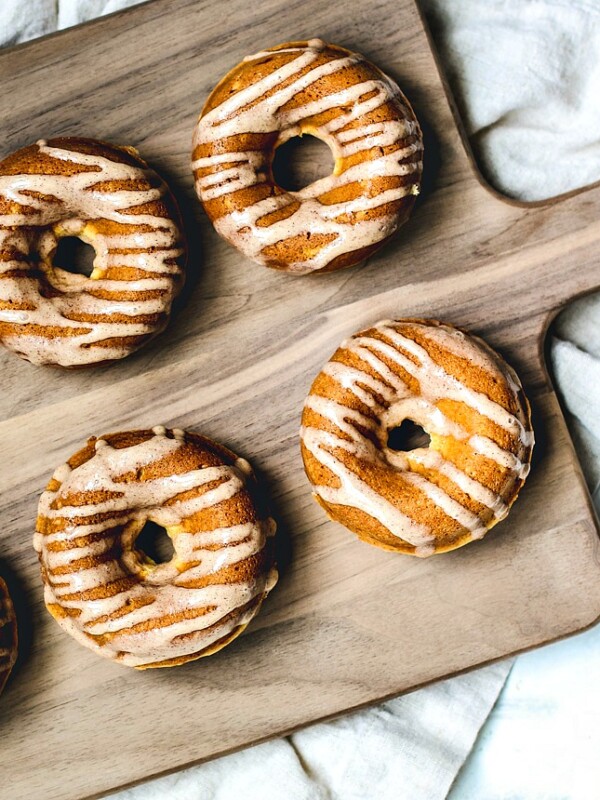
[0, 1, 599, 798]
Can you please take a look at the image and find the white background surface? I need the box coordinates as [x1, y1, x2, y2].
[1, 1, 599, 798]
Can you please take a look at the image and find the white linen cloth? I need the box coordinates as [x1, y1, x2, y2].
[1, 1, 598, 798]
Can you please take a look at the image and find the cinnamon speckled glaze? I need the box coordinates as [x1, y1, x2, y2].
[193, 39, 423, 274]
[0, 138, 186, 367]
[301, 320, 534, 555]
[0, 577, 17, 695]
[34, 428, 277, 668]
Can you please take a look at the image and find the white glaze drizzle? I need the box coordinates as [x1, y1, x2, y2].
[301, 320, 534, 553]
[192, 39, 422, 274]
[0, 140, 185, 366]
[34, 429, 277, 667]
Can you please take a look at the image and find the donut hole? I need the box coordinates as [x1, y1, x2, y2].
[134, 520, 175, 565]
[52, 236, 96, 278]
[387, 419, 431, 452]
[272, 134, 334, 191]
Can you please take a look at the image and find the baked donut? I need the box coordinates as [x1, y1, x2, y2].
[0, 576, 18, 695]
[192, 39, 423, 274]
[300, 319, 534, 555]
[0, 137, 185, 367]
[34, 427, 277, 668]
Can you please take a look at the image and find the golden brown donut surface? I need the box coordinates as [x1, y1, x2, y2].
[192, 39, 423, 274]
[0, 576, 17, 695]
[0, 137, 186, 367]
[300, 320, 534, 555]
[34, 427, 277, 668]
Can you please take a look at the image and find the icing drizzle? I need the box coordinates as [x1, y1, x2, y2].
[34, 428, 277, 668]
[0, 139, 185, 366]
[300, 320, 534, 555]
[192, 39, 423, 274]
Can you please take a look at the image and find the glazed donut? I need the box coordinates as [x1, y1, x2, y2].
[0, 576, 17, 695]
[300, 319, 534, 555]
[192, 39, 423, 274]
[0, 137, 185, 367]
[34, 427, 277, 668]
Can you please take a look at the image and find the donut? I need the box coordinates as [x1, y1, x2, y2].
[34, 427, 277, 668]
[192, 39, 423, 274]
[0, 137, 186, 367]
[300, 319, 534, 555]
[0, 576, 18, 695]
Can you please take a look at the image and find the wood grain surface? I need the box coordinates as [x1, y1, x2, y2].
[0, 1, 599, 798]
